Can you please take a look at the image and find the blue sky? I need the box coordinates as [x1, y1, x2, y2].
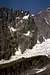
[0, 0, 49, 12]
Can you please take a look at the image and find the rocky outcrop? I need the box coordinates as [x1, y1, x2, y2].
[0, 7, 37, 60]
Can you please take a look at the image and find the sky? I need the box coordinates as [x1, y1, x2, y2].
[0, 0, 50, 12]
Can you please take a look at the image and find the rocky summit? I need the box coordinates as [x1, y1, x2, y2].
[0, 7, 37, 60]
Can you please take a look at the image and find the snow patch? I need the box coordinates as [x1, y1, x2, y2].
[31, 14, 35, 17]
[36, 67, 47, 73]
[20, 20, 23, 23]
[47, 7, 50, 11]
[8, 26, 16, 32]
[10, 27, 16, 32]
[16, 17, 20, 20]
[44, 18, 50, 25]
[37, 40, 40, 44]
[23, 14, 29, 19]
[21, 10, 23, 13]
[15, 46, 21, 55]
[24, 31, 31, 36]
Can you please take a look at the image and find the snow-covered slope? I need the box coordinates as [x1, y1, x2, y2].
[13, 38, 50, 59]
[0, 38, 49, 66]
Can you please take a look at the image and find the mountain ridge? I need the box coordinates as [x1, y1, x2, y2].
[0, 7, 50, 60]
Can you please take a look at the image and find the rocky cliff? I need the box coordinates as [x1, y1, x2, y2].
[0, 7, 37, 60]
[0, 7, 50, 75]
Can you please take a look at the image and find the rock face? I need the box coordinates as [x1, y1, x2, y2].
[34, 8, 50, 43]
[0, 7, 37, 60]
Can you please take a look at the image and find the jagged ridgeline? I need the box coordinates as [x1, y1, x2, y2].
[0, 7, 37, 60]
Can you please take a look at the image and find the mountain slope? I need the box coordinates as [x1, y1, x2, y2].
[0, 7, 50, 61]
[0, 7, 37, 60]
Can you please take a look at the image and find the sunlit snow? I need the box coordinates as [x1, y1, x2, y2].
[36, 67, 47, 73]
[23, 39, 50, 58]
[44, 18, 50, 25]
[8, 26, 16, 32]
[31, 14, 35, 17]
[23, 14, 29, 19]
[13, 38, 50, 59]
[24, 31, 31, 36]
